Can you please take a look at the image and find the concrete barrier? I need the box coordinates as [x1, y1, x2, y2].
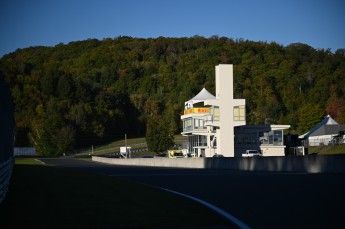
[92, 154, 345, 173]
[92, 156, 205, 168]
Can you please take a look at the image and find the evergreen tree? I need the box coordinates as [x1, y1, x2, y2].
[146, 117, 174, 153]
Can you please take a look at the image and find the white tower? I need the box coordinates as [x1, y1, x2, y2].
[216, 64, 246, 157]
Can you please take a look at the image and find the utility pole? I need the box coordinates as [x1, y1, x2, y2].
[125, 133, 127, 159]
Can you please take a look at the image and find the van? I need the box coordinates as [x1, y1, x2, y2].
[242, 150, 262, 157]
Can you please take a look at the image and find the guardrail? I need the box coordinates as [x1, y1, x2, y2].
[0, 157, 14, 204]
[92, 154, 345, 174]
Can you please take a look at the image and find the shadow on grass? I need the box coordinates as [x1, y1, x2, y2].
[0, 163, 234, 228]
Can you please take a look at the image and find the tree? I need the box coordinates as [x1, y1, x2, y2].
[146, 117, 174, 153]
[1, 36, 345, 150]
[326, 98, 345, 124]
[297, 103, 324, 134]
[52, 126, 76, 154]
[57, 75, 74, 99]
[29, 116, 75, 156]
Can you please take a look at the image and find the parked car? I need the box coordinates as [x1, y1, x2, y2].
[242, 150, 262, 157]
[154, 153, 167, 158]
[168, 150, 185, 158]
[213, 154, 224, 157]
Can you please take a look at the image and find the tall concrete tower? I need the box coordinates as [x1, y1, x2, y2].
[216, 64, 246, 157]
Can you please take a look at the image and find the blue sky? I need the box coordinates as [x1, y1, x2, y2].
[1, 0, 344, 57]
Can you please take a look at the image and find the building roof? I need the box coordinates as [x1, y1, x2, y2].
[185, 88, 216, 106]
[299, 115, 339, 139]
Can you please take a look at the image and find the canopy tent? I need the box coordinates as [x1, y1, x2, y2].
[299, 115, 338, 139]
[184, 88, 216, 109]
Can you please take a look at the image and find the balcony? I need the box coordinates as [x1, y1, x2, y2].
[183, 107, 210, 115]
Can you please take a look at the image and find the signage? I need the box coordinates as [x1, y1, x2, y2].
[184, 108, 210, 115]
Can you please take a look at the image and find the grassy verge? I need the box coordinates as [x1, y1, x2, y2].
[0, 158, 231, 228]
[74, 135, 187, 156]
[308, 144, 345, 155]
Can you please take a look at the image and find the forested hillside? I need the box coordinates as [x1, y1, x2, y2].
[1, 36, 344, 155]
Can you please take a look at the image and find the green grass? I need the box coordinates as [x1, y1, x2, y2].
[14, 157, 46, 165]
[308, 144, 345, 155]
[0, 158, 231, 228]
[77, 135, 187, 156]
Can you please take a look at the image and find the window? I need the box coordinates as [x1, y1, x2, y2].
[274, 130, 283, 146]
[183, 118, 193, 132]
[194, 119, 199, 128]
[234, 105, 245, 121]
[194, 118, 205, 130]
[199, 135, 207, 146]
[259, 130, 283, 146]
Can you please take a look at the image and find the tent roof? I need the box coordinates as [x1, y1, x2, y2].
[186, 88, 216, 105]
[299, 115, 338, 139]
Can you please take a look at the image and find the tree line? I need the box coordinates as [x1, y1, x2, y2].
[1, 36, 344, 155]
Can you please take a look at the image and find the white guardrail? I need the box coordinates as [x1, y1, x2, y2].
[0, 157, 14, 204]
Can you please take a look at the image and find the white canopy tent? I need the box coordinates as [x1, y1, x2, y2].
[299, 115, 343, 146]
[299, 115, 338, 139]
[184, 88, 216, 109]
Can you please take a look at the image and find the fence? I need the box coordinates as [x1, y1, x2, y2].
[0, 75, 15, 204]
[0, 158, 14, 203]
[14, 148, 36, 156]
[71, 143, 148, 156]
[308, 135, 345, 146]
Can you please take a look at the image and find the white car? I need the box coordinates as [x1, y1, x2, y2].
[242, 150, 262, 157]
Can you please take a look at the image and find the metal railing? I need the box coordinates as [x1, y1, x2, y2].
[73, 143, 148, 156]
[0, 157, 14, 204]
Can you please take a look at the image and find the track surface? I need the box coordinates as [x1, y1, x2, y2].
[41, 158, 345, 228]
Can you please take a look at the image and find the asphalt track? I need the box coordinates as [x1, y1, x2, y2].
[40, 158, 345, 229]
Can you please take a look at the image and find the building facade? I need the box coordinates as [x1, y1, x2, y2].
[181, 64, 290, 157]
[299, 115, 345, 146]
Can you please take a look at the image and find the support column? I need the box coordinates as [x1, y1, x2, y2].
[216, 64, 235, 157]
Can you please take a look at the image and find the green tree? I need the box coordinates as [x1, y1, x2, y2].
[2, 36, 345, 149]
[29, 116, 75, 156]
[57, 75, 74, 99]
[297, 103, 324, 134]
[146, 117, 174, 153]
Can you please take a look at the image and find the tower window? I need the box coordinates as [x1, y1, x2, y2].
[234, 105, 245, 121]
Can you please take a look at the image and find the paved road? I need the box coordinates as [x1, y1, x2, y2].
[41, 158, 345, 229]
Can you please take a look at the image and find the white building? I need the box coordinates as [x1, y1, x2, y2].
[235, 125, 290, 157]
[299, 115, 345, 146]
[181, 64, 290, 157]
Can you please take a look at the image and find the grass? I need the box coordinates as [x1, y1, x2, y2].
[75, 135, 187, 156]
[308, 144, 345, 155]
[14, 157, 46, 165]
[0, 158, 231, 228]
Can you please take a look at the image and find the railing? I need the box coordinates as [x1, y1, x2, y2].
[309, 136, 345, 146]
[73, 143, 147, 156]
[182, 126, 207, 133]
[183, 108, 210, 115]
[0, 157, 14, 204]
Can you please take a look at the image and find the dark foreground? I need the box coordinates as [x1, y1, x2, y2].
[47, 158, 345, 229]
[4, 157, 345, 229]
[0, 158, 234, 229]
